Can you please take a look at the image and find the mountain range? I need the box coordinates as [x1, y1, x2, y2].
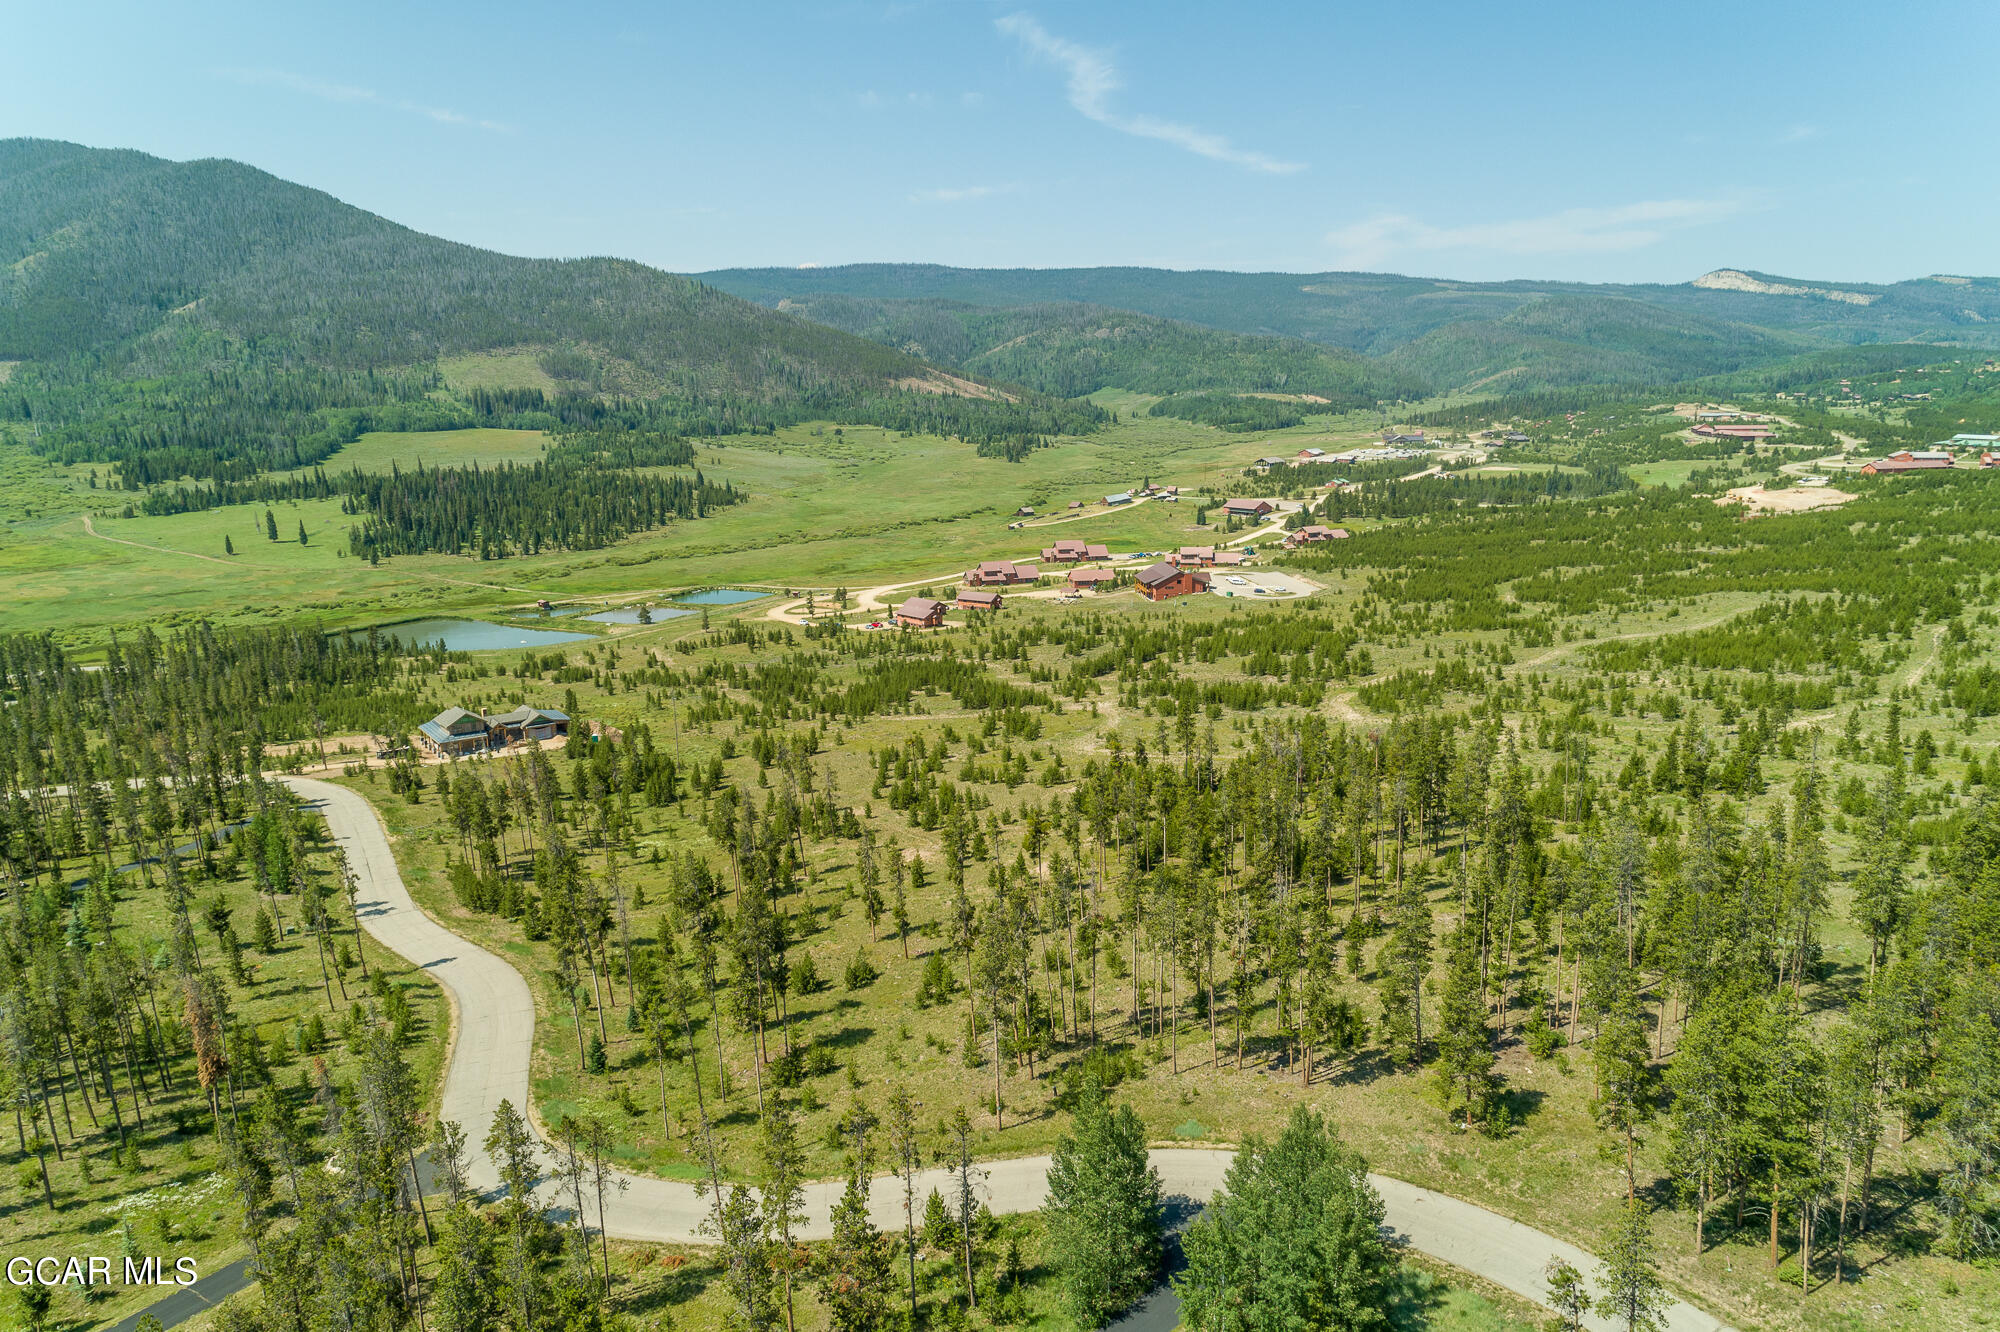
[703, 264, 2000, 394]
[3, 138, 1995, 422]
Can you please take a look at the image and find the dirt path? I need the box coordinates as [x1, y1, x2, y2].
[81, 511, 238, 565]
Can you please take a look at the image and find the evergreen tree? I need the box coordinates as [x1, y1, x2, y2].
[1177, 1107, 1395, 1332]
[1432, 915, 1497, 1130]
[1594, 1198, 1668, 1332]
[264, 508, 278, 540]
[1044, 1074, 1163, 1327]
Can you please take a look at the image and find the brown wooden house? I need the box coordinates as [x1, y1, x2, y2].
[1135, 561, 1209, 601]
[895, 596, 946, 628]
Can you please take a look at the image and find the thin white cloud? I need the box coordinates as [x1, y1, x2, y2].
[218, 68, 509, 133]
[1326, 199, 1746, 268]
[909, 184, 1015, 204]
[995, 13, 1302, 174]
[1778, 123, 1820, 144]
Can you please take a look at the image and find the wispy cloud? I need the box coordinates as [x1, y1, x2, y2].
[217, 68, 510, 133]
[995, 13, 1302, 174]
[909, 183, 1015, 204]
[1325, 199, 1746, 268]
[1777, 123, 1820, 144]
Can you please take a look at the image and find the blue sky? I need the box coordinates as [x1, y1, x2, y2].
[6, 0, 1994, 283]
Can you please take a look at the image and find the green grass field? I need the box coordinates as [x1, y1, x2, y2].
[0, 414, 1383, 648]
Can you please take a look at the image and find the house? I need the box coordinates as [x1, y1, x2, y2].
[895, 597, 946, 628]
[1861, 450, 1956, 475]
[1067, 568, 1117, 590]
[417, 704, 570, 758]
[1221, 498, 1273, 518]
[1171, 546, 1217, 567]
[1296, 447, 1326, 462]
[1382, 432, 1426, 445]
[1212, 551, 1248, 567]
[957, 588, 1004, 611]
[965, 561, 1037, 585]
[1285, 525, 1351, 547]
[1135, 561, 1209, 601]
[1504, 432, 1531, 443]
[1104, 492, 1134, 506]
[487, 706, 570, 745]
[1014, 506, 1035, 517]
[1253, 456, 1287, 471]
[1043, 539, 1108, 563]
[1983, 451, 1998, 468]
[1068, 500, 1084, 510]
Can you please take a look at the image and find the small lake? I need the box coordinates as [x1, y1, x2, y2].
[348, 618, 591, 651]
[674, 588, 765, 605]
[583, 607, 694, 625]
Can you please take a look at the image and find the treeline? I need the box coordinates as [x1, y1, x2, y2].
[345, 459, 741, 560]
[1149, 392, 1359, 432]
[1317, 462, 1631, 520]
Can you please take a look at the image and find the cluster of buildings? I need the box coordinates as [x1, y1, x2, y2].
[1283, 524, 1351, 547]
[417, 705, 570, 758]
[1860, 445, 2000, 475]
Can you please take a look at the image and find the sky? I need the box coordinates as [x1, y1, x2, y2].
[5, 0, 1995, 284]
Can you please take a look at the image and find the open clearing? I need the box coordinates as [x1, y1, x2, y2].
[1716, 483, 1858, 513]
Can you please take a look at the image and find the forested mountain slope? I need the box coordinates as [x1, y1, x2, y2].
[0, 139, 938, 401]
[765, 293, 1427, 404]
[702, 262, 2000, 384]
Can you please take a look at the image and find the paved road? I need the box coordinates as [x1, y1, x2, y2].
[106, 1259, 254, 1332]
[282, 775, 1731, 1332]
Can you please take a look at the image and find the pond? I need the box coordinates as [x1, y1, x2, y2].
[673, 588, 766, 605]
[347, 618, 591, 651]
[583, 607, 694, 625]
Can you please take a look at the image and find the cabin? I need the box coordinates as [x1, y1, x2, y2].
[1067, 568, 1117, 590]
[1014, 506, 1035, 517]
[1382, 432, 1426, 445]
[1692, 424, 1777, 441]
[1296, 447, 1326, 461]
[1042, 538, 1110, 563]
[1862, 450, 1956, 475]
[1504, 432, 1530, 443]
[965, 560, 1038, 586]
[1171, 546, 1217, 567]
[1135, 562, 1209, 601]
[1104, 492, 1134, 507]
[1213, 551, 1247, 568]
[895, 597, 947, 628]
[1285, 525, 1351, 547]
[1253, 456, 1287, 472]
[417, 704, 570, 758]
[1983, 452, 1998, 469]
[1220, 498, 1273, 519]
[957, 588, 1004, 611]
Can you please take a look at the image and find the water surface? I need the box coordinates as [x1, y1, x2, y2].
[349, 618, 590, 651]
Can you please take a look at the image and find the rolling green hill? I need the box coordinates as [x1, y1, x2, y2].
[0, 139, 936, 399]
[0, 140, 1105, 484]
[702, 262, 2000, 392]
[764, 293, 1427, 404]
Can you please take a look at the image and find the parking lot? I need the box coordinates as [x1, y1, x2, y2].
[1210, 569, 1320, 600]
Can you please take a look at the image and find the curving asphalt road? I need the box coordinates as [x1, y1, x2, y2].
[282, 775, 1730, 1332]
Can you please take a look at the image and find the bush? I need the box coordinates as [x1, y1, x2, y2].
[843, 950, 879, 991]
[789, 953, 821, 997]
[1526, 1024, 1567, 1059]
